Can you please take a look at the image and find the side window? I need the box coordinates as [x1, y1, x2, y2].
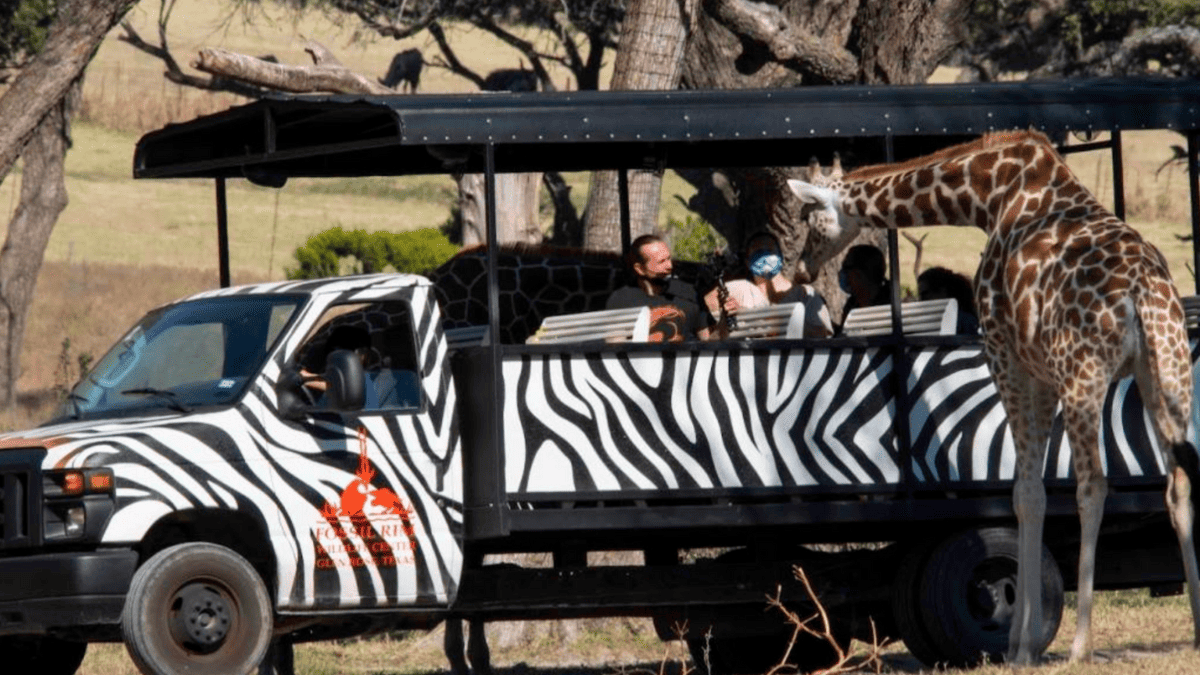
[294, 301, 423, 412]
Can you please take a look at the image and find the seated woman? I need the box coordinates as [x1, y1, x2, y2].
[705, 231, 833, 338]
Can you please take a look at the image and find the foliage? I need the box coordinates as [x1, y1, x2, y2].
[286, 226, 459, 280]
[232, 0, 623, 91]
[0, 0, 55, 69]
[666, 215, 727, 264]
[961, 0, 1200, 79]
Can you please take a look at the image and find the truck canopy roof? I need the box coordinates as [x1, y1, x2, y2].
[169, 272, 429, 306]
[134, 77, 1200, 181]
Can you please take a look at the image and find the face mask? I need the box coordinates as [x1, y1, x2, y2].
[839, 270, 853, 294]
[749, 252, 783, 279]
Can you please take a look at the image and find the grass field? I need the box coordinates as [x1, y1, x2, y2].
[6, 2, 1200, 673]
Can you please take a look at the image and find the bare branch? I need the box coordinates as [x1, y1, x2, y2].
[193, 47, 395, 95]
[706, 0, 858, 83]
[902, 231, 928, 280]
[326, 0, 440, 41]
[473, 15, 559, 91]
[119, 20, 267, 98]
[427, 22, 487, 89]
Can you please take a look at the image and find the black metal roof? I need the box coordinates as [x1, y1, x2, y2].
[134, 77, 1200, 180]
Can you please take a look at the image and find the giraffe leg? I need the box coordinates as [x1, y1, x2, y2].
[1133, 345, 1200, 647]
[1166, 444, 1200, 648]
[999, 378, 1057, 666]
[1056, 374, 1109, 663]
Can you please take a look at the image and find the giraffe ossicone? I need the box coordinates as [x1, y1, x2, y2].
[789, 130, 1200, 665]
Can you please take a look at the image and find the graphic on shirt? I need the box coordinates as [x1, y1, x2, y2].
[648, 305, 687, 342]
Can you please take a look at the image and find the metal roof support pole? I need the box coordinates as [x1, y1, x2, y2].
[1110, 129, 1125, 220]
[216, 177, 231, 288]
[1189, 131, 1200, 295]
[485, 144, 500, 344]
[884, 135, 902, 328]
[618, 169, 632, 255]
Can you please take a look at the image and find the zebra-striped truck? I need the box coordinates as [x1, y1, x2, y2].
[5, 79, 1200, 675]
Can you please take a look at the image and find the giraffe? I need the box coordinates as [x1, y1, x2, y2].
[429, 243, 708, 343]
[786, 130, 1200, 664]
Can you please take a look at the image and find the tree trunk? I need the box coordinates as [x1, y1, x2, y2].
[0, 0, 133, 409]
[0, 0, 134, 184]
[677, 0, 967, 321]
[582, 0, 700, 252]
[0, 84, 78, 407]
[457, 173, 542, 247]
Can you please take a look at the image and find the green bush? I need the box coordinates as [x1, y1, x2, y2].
[287, 227, 460, 280]
[667, 215, 728, 263]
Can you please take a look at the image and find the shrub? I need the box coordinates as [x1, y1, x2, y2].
[667, 215, 728, 263]
[287, 227, 460, 279]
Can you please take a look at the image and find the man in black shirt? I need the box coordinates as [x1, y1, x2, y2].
[606, 234, 722, 341]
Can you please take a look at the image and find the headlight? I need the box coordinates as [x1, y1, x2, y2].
[43, 468, 115, 541]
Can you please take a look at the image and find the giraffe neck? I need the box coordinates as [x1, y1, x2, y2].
[838, 132, 1099, 235]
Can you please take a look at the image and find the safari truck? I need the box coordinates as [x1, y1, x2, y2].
[5, 78, 1200, 675]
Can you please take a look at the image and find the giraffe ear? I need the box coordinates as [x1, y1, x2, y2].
[787, 179, 830, 206]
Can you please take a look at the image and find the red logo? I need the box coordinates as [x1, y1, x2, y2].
[315, 426, 418, 569]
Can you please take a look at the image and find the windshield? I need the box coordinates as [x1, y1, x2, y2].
[51, 295, 303, 423]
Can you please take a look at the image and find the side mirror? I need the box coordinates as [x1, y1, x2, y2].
[323, 349, 365, 411]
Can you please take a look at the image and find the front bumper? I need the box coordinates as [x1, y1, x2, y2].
[0, 549, 138, 636]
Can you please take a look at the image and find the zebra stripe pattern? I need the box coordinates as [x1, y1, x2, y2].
[504, 341, 1199, 496]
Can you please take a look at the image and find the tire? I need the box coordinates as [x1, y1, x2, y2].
[918, 527, 1063, 667]
[890, 540, 944, 667]
[121, 542, 273, 675]
[0, 636, 87, 674]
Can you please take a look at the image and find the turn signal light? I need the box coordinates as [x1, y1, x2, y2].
[61, 471, 85, 496]
[47, 468, 115, 496]
[88, 472, 113, 492]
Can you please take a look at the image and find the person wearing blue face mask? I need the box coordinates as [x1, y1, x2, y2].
[704, 231, 833, 338]
[836, 244, 891, 332]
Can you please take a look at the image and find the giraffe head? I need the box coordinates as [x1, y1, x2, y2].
[787, 156, 857, 284]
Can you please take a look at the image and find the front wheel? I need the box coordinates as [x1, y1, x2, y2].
[0, 636, 87, 674]
[121, 542, 273, 675]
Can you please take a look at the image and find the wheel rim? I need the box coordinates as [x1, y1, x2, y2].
[167, 580, 237, 655]
[968, 558, 1017, 635]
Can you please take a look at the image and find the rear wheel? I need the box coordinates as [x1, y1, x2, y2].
[918, 527, 1063, 667]
[122, 542, 272, 675]
[890, 540, 944, 667]
[0, 636, 87, 675]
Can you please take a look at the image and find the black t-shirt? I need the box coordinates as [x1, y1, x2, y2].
[606, 279, 708, 342]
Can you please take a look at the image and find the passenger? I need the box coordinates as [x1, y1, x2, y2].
[704, 231, 833, 338]
[606, 233, 729, 341]
[918, 266, 981, 335]
[837, 244, 891, 332]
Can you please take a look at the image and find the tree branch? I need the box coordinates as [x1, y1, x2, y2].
[427, 22, 487, 89]
[118, 20, 268, 97]
[192, 45, 395, 95]
[326, 0, 440, 41]
[472, 15, 559, 91]
[706, 0, 858, 83]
